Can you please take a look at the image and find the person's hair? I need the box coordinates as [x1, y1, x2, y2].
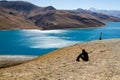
[82, 49, 85, 52]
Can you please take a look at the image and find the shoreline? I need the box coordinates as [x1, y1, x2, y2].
[0, 23, 106, 31]
[2, 21, 119, 31]
[0, 55, 37, 69]
[0, 55, 37, 62]
[0, 38, 119, 69]
[0, 25, 105, 31]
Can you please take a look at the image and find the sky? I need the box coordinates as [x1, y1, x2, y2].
[7, 0, 120, 10]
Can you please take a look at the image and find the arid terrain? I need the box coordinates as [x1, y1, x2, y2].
[0, 1, 120, 30]
[0, 39, 120, 80]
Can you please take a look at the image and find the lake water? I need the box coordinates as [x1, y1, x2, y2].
[0, 22, 120, 56]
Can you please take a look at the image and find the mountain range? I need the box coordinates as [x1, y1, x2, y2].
[89, 8, 120, 18]
[0, 1, 120, 30]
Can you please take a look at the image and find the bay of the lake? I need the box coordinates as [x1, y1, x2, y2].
[0, 22, 120, 56]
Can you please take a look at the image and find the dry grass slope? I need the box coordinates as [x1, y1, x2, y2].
[0, 8, 39, 29]
[0, 39, 120, 80]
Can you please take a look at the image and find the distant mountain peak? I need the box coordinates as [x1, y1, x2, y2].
[89, 8, 97, 11]
[44, 6, 56, 10]
[89, 8, 120, 18]
[76, 8, 84, 11]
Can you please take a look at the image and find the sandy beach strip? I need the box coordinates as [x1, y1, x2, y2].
[0, 55, 37, 68]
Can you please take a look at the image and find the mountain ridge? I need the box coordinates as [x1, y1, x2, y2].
[89, 8, 120, 18]
[0, 1, 120, 30]
[73, 8, 120, 22]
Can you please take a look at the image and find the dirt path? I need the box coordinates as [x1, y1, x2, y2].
[0, 39, 120, 80]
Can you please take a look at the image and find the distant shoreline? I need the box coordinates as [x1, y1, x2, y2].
[0, 24, 105, 31]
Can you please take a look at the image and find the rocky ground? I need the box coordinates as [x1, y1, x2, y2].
[0, 39, 120, 80]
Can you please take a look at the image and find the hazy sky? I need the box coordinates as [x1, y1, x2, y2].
[8, 0, 120, 10]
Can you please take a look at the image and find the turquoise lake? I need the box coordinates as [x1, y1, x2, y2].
[0, 22, 120, 56]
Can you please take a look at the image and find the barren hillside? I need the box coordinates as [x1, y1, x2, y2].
[0, 1, 120, 30]
[0, 39, 120, 80]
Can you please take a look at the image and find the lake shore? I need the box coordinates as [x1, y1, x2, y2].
[0, 24, 105, 31]
[0, 38, 120, 80]
[0, 56, 37, 68]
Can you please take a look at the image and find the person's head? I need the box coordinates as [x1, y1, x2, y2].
[82, 49, 85, 52]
